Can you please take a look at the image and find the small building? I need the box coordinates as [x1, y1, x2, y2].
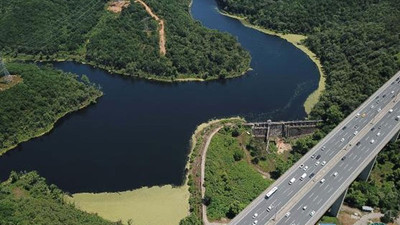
[362, 206, 374, 212]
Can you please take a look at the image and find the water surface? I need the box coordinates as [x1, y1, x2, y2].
[0, 0, 319, 193]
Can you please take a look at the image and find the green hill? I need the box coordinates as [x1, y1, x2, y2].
[0, 63, 102, 155]
[0, 0, 250, 81]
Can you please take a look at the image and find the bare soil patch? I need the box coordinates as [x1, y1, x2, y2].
[0, 75, 22, 92]
[12, 187, 26, 199]
[275, 138, 292, 154]
[107, 0, 130, 13]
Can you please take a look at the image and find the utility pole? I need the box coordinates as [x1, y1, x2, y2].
[0, 57, 10, 76]
[0, 56, 12, 83]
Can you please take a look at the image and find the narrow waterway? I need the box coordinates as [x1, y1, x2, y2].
[0, 0, 319, 193]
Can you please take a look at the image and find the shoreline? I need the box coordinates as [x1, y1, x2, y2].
[0, 92, 102, 156]
[218, 10, 326, 115]
[11, 56, 251, 83]
[67, 117, 244, 225]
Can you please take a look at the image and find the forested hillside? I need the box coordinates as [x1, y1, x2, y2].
[0, 0, 250, 80]
[215, 0, 400, 219]
[0, 171, 120, 225]
[0, 63, 102, 155]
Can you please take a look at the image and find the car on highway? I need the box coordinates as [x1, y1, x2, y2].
[370, 139, 375, 144]
[396, 115, 400, 121]
[354, 131, 359, 135]
[289, 177, 296, 185]
[285, 212, 291, 218]
[252, 220, 258, 225]
[309, 210, 315, 216]
[389, 109, 394, 113]
[309, 173, 315, 178]
[341, 138, 345, 142]
[303, 166, 309, 171]
[371, 127, 375, 131]
[377, 107, 382, 112]
[356, 142, 361, 146]
[303, 206, 307, 210]
[316, 154, 321, 160]
[342, 156, 346, 161]
[252, 213, 258, 219]
[321, 161, 326, 166]
[315, 161, 320, 166]
[320, 178, 326, 183]
[321, 146, 326, 151]
[377, 132, 381, 136]
[300, 173, 307, 181]
[299, 164, 304, 169]
[333, 172, 338, 177]
[266, 206, 272, 212]
[311, 154, 315, 159]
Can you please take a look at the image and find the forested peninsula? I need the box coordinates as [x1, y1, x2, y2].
[0, 63, 102, 155]
[0, 0, 250, 81]
[213, 0, 400, 219]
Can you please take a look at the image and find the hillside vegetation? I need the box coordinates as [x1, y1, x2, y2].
[0, 63, 102, 154]
[0, 171, 119, 225]
[204, 126, 272, 220]
[0, 0, 250, 80]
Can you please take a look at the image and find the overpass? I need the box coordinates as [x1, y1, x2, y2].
[228, 70, 400, 225]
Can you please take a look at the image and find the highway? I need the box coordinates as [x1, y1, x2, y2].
[229, 71, 400, 225]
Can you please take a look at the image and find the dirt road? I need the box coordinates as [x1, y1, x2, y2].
[135, 0, 166, 56]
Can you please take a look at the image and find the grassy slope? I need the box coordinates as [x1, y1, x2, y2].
[0, 63, 102, 155]
[0, 171, 119, 225]
[204, 126, 272, 220]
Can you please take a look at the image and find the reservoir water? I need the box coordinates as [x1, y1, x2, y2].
[0, 0, 319, 193]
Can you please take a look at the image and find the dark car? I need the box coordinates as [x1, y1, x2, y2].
[316, 155, 321, 160]
[356, 142, 361, 146]
[309, 173, 315, 178]
[341, 156, 346, 161]
[371, 127, 375, 131]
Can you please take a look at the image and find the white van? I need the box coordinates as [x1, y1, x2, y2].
[289, 177, 296, 185]
[300, 173, 307, 181]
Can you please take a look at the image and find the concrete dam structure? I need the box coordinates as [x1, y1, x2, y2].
[246, 120, 322, 140]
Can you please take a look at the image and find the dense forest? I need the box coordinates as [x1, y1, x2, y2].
[0, 171, 120, 225]
[0, 0, 250, 80]
[0, 63, 102, 154]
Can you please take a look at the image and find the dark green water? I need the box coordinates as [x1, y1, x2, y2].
[0, 0, 319, 193]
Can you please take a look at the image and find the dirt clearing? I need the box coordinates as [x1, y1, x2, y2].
[107, 1, 130, 13]
[0, 75, 22, 92]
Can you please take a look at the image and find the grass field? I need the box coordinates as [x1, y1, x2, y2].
[219, 11, 326, 115]
[67, 185, 189, 225]
[204, 126, 272, 220]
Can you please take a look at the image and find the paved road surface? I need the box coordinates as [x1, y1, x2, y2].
[229, 71, 400, 225]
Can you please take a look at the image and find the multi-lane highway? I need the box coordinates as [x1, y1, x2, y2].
[229, 71, 400, 225]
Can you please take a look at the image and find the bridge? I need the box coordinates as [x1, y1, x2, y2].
[229, 70, 400, 225]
